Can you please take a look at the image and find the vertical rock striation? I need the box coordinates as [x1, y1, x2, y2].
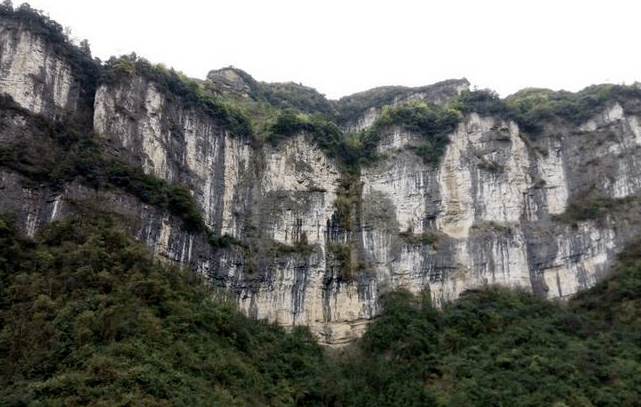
[0, 17, 95, 123]
[3, 14, 641, 345]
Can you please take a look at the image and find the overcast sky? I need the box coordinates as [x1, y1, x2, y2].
[23, 0, 641, 100]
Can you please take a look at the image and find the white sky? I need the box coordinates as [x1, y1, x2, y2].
[23, 0, 641, 100]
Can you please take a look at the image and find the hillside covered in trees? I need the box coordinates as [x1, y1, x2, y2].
[1, 4, 641, 406]
[1, 211, 640, 406]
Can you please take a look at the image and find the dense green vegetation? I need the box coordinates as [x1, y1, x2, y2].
[351, 101, 462, 167]
[2, 211, 640, 406]
[260, 99, 462, 170]
[0, 213, 327, 406]
[265, 110, 341, 150]
[205, 67, 334, 117]
[334, 81, 465, 127]
[263, 109, 362, 170]
[337, 280, 641, 406]
[457, 85, 641, 138]
[511, 85, 641, 126]
[327, 240, 641, 406]
[106, 161, 204, 231]
[335, 86, 420, 126]
[315, 84, 641, 169]
[257, 82, 336, 118]
[2, 7, 641, 404]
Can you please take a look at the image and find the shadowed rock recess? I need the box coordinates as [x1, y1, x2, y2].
[3, 9, 641, 345]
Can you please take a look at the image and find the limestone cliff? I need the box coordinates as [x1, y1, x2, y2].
[0, 11, 96, 124]
[2, 11, 641, 345]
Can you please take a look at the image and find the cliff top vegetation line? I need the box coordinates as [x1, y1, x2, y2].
[4, 3, 641, 173]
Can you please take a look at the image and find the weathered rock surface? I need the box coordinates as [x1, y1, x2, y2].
[3, 17, 641, 345]
[207, 67, 256, 97]
[0, 18, 93, 121]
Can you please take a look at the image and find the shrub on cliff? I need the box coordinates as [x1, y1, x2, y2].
[257, 81, 336, 118]
[265, 109, 352, 167]
[459, 84, 641, 138]
[347, 100, 461, 167]
[101, 55, 252, 138]
[0, 96, 206, 231]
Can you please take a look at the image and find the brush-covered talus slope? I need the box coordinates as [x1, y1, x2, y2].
[2, 9, 641, 345]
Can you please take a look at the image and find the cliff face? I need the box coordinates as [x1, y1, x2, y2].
[3, 15, 641, 345]
[359, 112, 625, 307]
[94, 76, 240, 234]
[0, 17, 95, 123]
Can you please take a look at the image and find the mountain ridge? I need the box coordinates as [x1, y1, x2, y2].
[2, 5, 641, 346]
[2, 6, 641, 405]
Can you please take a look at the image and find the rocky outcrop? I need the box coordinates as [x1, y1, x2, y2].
[94, 75, 253, 235]
[359, 111, 636, 307]
[89, 74, 641, 344]
[0, 17, 94, 122]
[3, 14, 641, 345]
[207, 67, 256, 97]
